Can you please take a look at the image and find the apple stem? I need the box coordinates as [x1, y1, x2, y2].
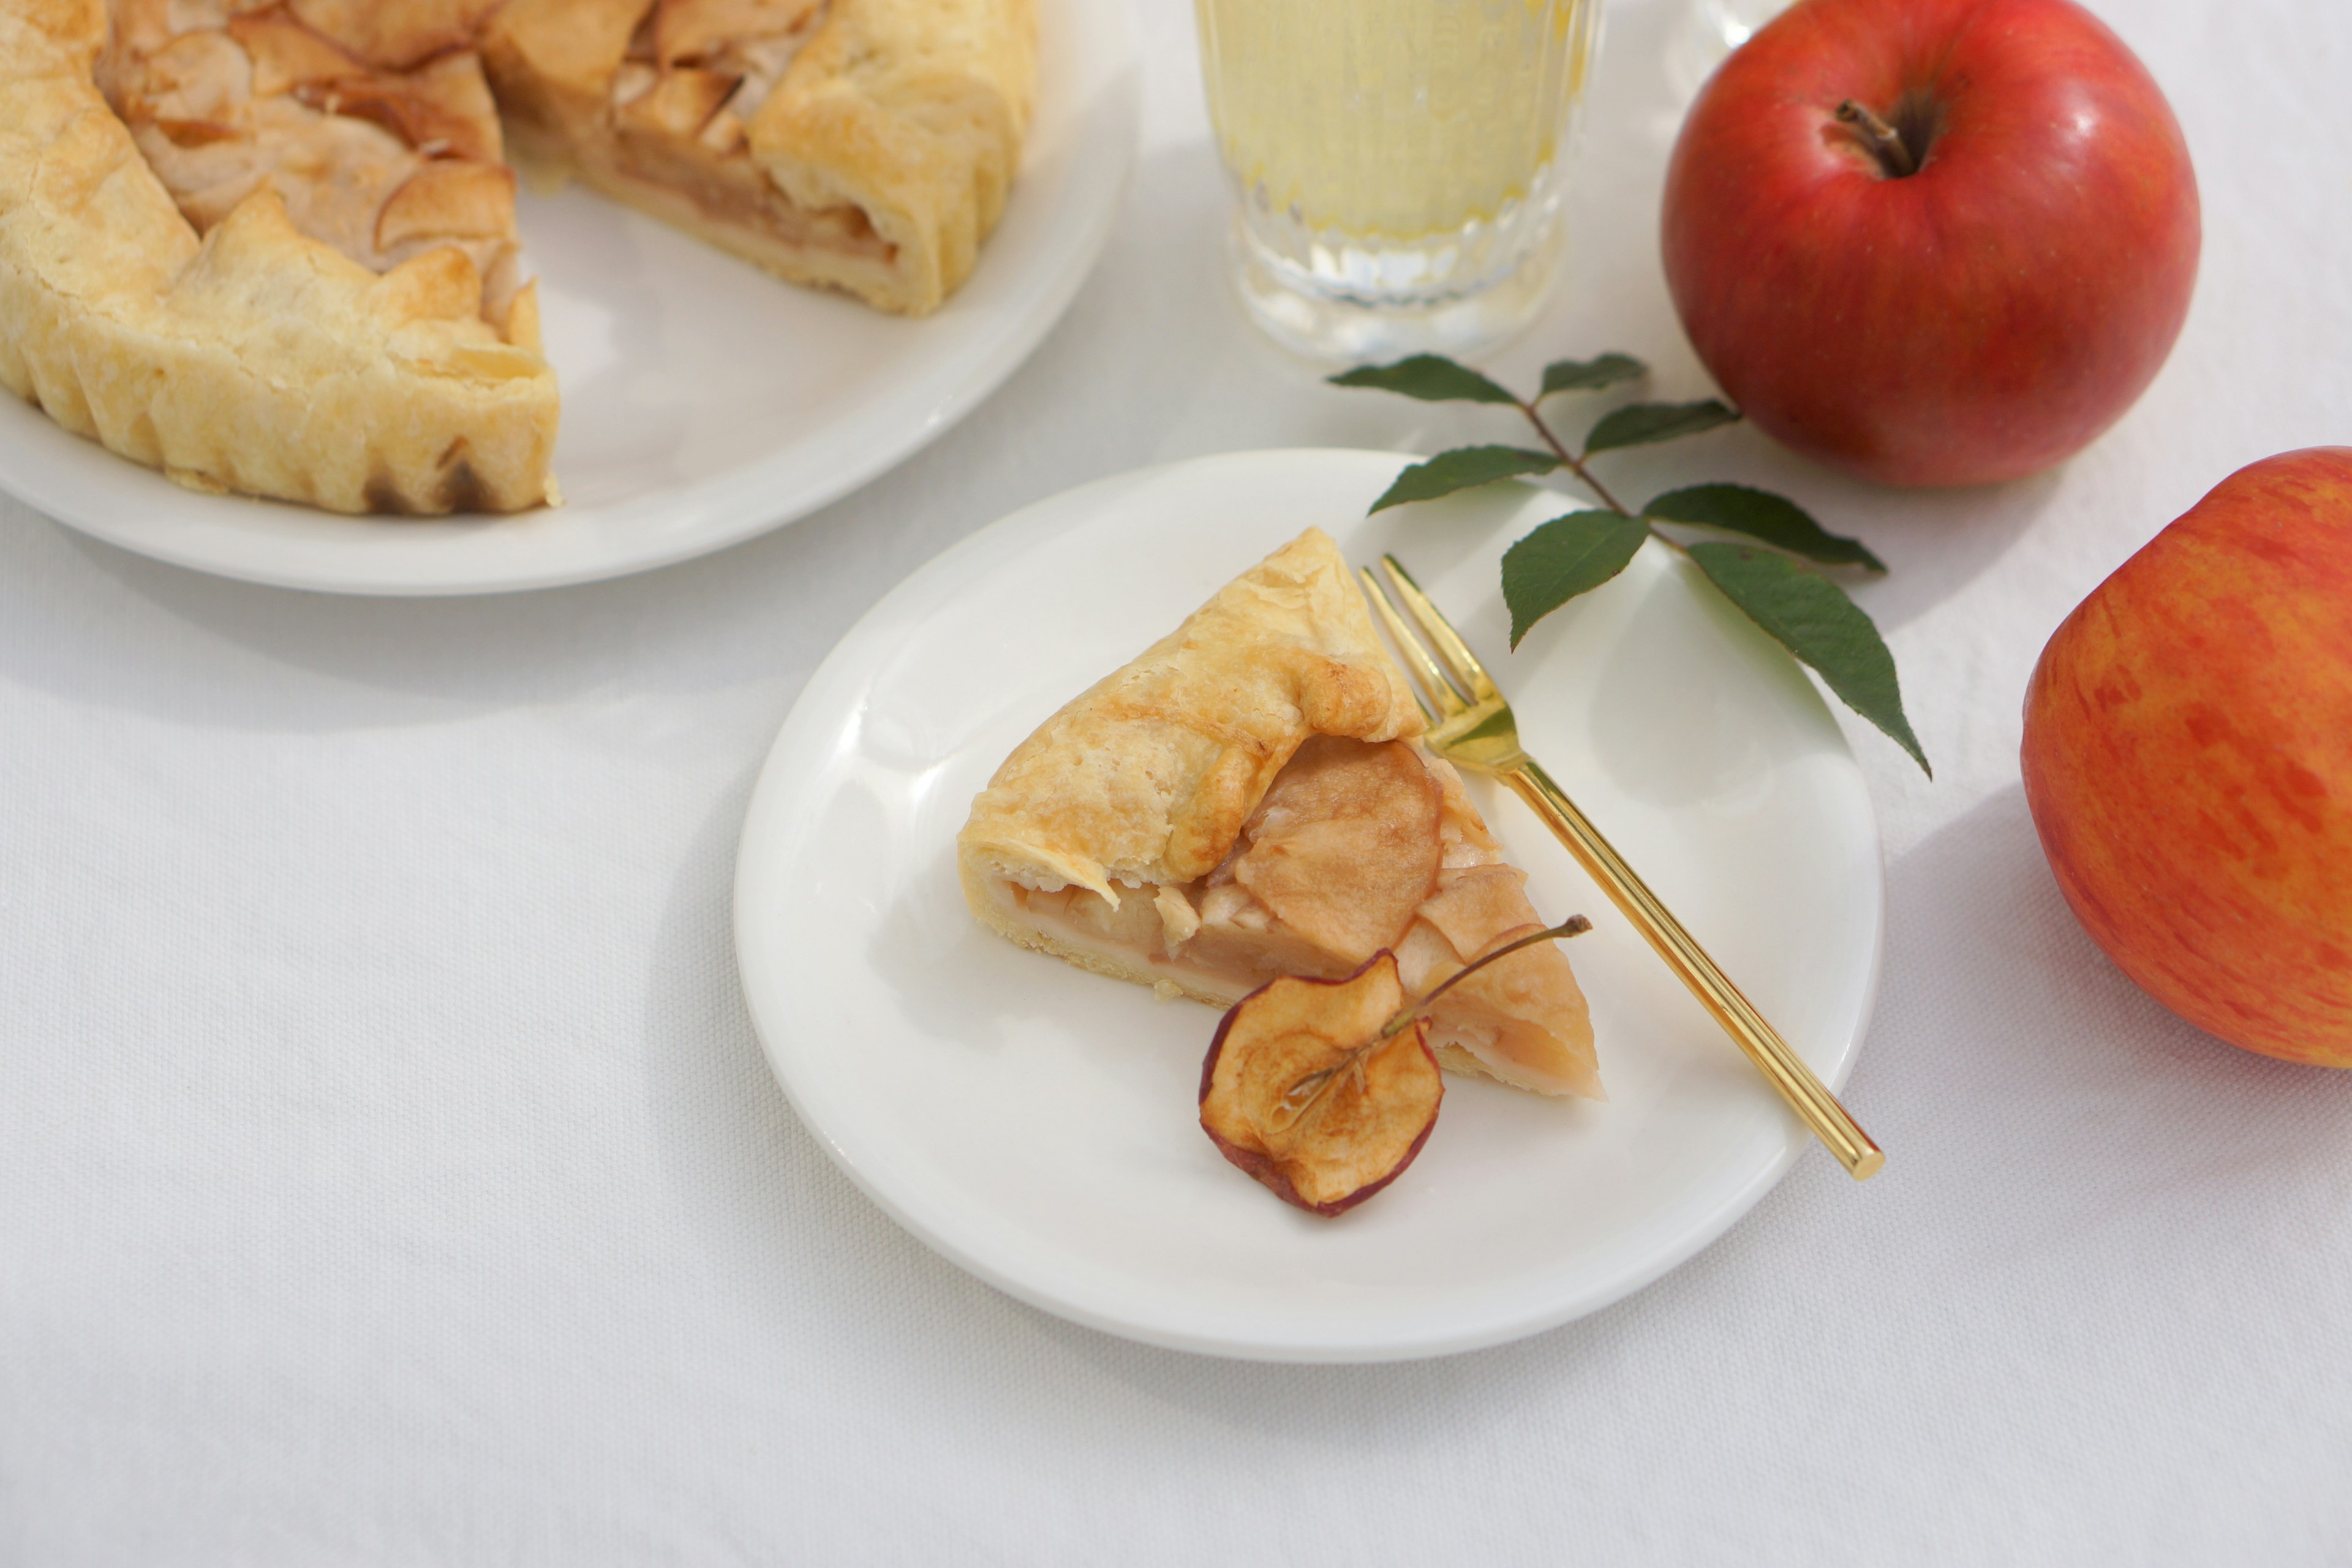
[1836, 100, 1917, 178]
[1378, 916, 1594, 1039]
[1520, 401, 1634, 516]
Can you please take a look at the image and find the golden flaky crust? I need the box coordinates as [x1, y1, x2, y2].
[0, 0, 559, 513]
[483, 0, 1036, 316]
[959, 529, 1426, 907]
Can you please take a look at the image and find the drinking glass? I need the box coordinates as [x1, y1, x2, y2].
[1196, 0, 1605, 363]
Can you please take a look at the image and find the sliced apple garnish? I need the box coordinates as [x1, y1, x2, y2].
[1227, 736, 1442, 967]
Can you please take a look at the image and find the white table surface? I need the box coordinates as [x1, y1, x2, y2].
[5, 0, 2350, 1560]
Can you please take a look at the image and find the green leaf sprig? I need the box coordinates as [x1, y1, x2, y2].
[1330, 352, 1928, 775]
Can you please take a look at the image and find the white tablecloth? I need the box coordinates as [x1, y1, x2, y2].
[6, 1, 2349, 1560]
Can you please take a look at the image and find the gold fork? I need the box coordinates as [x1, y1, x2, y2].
[1360, 554, 1884, 1182]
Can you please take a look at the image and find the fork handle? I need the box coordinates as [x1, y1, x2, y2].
[1501, 760, 1885, 1182]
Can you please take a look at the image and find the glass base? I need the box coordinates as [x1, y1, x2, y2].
[1227, 216, 1562, 367]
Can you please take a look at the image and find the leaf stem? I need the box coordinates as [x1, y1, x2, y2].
[1519, 400, 1634, 518]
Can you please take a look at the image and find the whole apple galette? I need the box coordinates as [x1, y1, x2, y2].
[0, 0, 1037, 513]
[959, 529, 1604, 1101]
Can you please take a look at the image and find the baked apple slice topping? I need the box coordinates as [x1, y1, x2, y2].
[1190, 735, 1444, 981]
[1200, 918, 1591, 1216]
[97, 1, 526, 329]
[1228, 735, 1446, 968]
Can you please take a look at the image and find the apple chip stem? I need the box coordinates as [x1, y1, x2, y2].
[1278, 1033, 1398, 1127]
[1376, 916, 1594, 1040]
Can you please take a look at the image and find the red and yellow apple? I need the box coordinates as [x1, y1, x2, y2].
[2021, 448, 2352, 1068]
[1661, 0, 2200, 488]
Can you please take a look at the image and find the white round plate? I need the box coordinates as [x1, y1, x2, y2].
[733, 450, 1883, 1362]
[0, 0, 1136, 597]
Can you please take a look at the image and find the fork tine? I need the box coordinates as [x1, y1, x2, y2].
[1380, 556, 1501, 704]
[1359, 567, 1468, 718]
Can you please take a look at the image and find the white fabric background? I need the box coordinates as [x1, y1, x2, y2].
[6, 0, 2351, 1561]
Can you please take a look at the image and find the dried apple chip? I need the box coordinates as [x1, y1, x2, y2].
[1199, 954, 1442, 1217]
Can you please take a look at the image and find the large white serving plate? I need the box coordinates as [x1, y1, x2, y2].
[0, 0, 1137, 596]
[733, 450, 1883, 1362]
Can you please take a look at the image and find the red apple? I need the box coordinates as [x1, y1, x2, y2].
[2021, 448, 2352, 1068]
[1661, 0, 2199, 488]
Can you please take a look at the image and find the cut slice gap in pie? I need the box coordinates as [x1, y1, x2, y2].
[958, 528, 1601, 1101]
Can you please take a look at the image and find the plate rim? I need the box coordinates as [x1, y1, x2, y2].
[0, 0, 1140, 598]
[731, 448, 1886, 1363]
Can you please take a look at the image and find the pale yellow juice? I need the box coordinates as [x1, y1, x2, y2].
[1199, 0, 1593, 243]
[1195, 0, 1600, 354]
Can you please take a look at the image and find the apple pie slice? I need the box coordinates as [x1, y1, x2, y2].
[959, 529, 1602, 1099]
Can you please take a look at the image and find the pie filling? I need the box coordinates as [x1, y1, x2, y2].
[989, 736, 1602, 1099]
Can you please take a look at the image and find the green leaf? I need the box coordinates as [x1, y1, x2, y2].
[1687, 543, 1929, 774]
[1328, 355, 1520, 406]
[1500, 511, 1652, 647]
[1540, 353, 1647, 398]
[1583, 400, 1741, 456]
[1645, 484, 1887, 571]
[1370, 446, 1561, 513]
